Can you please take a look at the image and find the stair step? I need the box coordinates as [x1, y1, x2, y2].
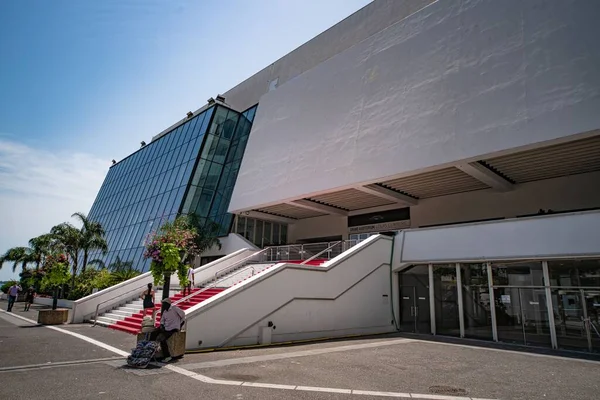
[103, 313, 126, 321]
[110, 310, 134, 317]
[97, 316, 122, 325]
[108, 324, 140, 335]
[117, 306, 142, 313]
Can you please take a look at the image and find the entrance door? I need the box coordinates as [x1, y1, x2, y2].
[399, 265, 431, 333]
[494, 287, 552, 347]
[554, 289, 600, 352]
[400, 286, 418, 332]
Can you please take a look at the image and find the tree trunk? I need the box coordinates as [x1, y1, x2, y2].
[71, 253, 78, 288]
[162, 273, 171, 300]
[81, 250, 88, 274]
[52, 288, 58, 310]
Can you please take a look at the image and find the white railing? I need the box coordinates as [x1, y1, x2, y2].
[264, 240, 360, 263]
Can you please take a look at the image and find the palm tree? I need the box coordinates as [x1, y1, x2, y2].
[50, 222, 82, 286]
[28, 233, 54, 271]
[0, 247, 34, 272]
[72, 212, 108, 274]
[188, 215, 223, 255]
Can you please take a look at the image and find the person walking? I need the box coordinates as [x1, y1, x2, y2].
[24, 287, 36, 311]
[141, 283, 156, 320]
[6, 283, 22, 312]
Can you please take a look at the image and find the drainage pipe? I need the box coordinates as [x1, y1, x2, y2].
[389, 234, 400, 331]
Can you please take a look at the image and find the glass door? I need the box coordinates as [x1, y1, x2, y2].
[399, 265, 431, 334]
[584, 289, 600, 352]
[400, 286, 417, 332]
[494, 287, 552, 347]
[519, 288, 552, 347]
[433, 264, 460, 337]
[554, 289, 600, 352]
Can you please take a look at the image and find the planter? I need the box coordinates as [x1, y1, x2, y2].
[137, 330, 186, 358]
[38, 309, 69, 325]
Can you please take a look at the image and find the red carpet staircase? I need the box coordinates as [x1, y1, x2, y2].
[108, 288, 225, 335]
[95, 259, 327, 335]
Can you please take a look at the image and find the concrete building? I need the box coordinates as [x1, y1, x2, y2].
[83, 0, 600, 354]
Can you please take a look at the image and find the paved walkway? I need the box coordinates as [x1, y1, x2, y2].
[1, 304, 600, 400]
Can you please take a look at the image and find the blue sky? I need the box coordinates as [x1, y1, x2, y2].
[0, 0, 371, 281]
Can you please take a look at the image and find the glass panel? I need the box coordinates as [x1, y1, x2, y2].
[263, 222, 272, 246]
[461, 263, 493, 340]
[245, 218, 255, 243]
[433, 264, 460, 337]
[272, 224, 280, 245]
[255, 220, 264, 247]
[494, 287, 551, 347]
[492, 261, 544, 286]
[281, 224, 287, 244]
[236, 216, 246, 237]
[521, 288, 552, 347]
[549, 259, 600, 287]
[494, 287, 525, 345]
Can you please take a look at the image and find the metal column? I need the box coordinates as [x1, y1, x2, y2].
[429, 264, 436, 335]
[542, 261, 558, 349]
[456, 263, 465, 338]
[487, 262, 498, 342]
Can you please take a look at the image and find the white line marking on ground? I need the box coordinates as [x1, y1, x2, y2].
[0, 357, 124, 372]
[242, 382, 297, 390]
[0, 310, 129, 357]
[183, 338, 415, 370]
[352, 389, 410, 397]
[296, 386, 352, 394]
[0, 310, 498, 399]
[411, 338, 600, 365]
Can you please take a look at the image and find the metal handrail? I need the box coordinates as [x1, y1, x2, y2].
[92, 285, 149, 326]
[172, 264, 258, 307]
[213, 247, 271, 278]
[300, 241, 341, 265]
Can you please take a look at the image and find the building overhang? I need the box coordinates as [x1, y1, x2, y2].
[232, 132, 600, 221]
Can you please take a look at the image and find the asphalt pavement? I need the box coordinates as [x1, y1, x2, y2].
[1, 301, 600, 400]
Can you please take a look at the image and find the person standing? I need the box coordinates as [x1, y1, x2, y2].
[6, 283, 22, 312]
[24, 287, 36, 311]
[141, 283, 156, 320]
[183, 266, 195, 299]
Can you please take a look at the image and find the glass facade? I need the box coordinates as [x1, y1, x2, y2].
[182, 105, 257, 236]
[398, 259, 600, 353]
[87, 104, 258, 272]
[232, 215, 288, 248]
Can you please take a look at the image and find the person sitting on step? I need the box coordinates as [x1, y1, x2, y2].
[151, 298, 185, 363]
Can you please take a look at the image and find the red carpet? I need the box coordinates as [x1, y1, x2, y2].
[107, 287, 225, 335]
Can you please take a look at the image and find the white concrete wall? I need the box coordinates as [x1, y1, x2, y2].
[152, 0, 435, 143]
[221, 0, 435, 113]
[230, 0, 600, 212]
[198, 233, 259, 259]
[394, 210, 600, 266]
[184, 235, 395, 349]
[288, 214, 347, 243]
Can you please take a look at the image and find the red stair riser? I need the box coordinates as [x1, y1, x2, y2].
[106, 286, 226, 334]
